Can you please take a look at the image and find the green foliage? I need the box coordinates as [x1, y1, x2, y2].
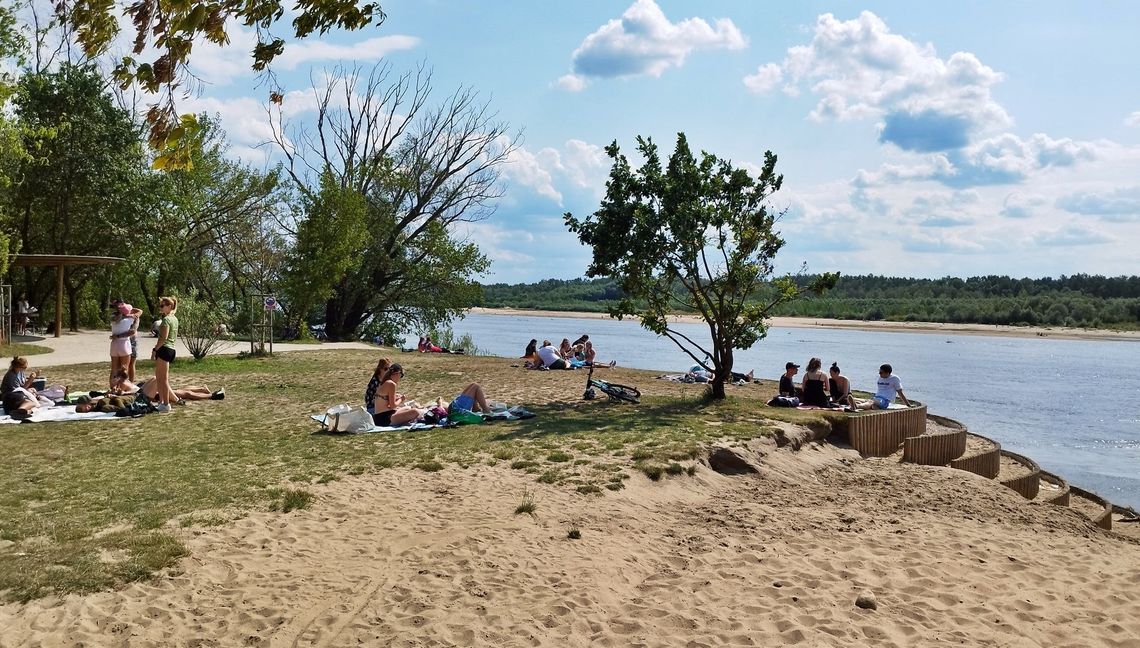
[63, 0, 386, 169]
[276, 64, 511, 340]
[8, 65, 151, 331]
[280, 171, 369, 325]
[565, 133, 836, 399]
[176, 291, 236, 360]
[481, 274, 1140, 331]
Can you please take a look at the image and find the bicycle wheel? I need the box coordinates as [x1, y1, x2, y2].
[600, 381, 640, 404]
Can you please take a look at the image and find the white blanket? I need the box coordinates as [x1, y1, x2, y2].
[0, 405, 120, 425]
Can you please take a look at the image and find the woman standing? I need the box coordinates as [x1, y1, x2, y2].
[15, 293, 29, 335]
[109, 302, 137, 391]
[151, 296, 179, 412]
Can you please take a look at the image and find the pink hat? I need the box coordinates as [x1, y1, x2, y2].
[117, 303, 132, 316]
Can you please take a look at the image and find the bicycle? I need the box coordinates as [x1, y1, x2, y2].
[582, 365, 641, 404]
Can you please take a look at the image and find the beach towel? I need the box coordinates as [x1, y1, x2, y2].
[0, 405, 120, 424]
[309, 412, 451, 434]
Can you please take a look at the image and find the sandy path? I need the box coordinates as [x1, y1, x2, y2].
[3, 443, 1139, 647]
[15, 331, 374, 368]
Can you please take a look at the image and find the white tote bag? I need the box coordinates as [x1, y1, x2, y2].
[324, 403, 374, 433]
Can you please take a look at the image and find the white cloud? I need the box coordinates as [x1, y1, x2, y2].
[747, 11, 1009, 152]
[1034, 225, 1114, 247]
[1126, 111, 1140, 127]
[554, 74, 589, 92]
[559, 0, 746, 86]
[1000, 191, 1046, 219]
[742, 63, 782, 93]
[189, 27, 418, 86]
[1056, 186, 1140, 222]
[503, 146, 562, 203]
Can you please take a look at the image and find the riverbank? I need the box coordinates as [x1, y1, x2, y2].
[471, 307, 1140, 342]
[3, 350, 1139, 645]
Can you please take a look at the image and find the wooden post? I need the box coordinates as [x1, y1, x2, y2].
[55, 264, 63, 338]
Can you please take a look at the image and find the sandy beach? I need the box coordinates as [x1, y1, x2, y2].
[471, 307, 1140, 342]
[2, 439, 1139, 647]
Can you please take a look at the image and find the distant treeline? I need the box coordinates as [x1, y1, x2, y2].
[479, 275, 1140, 330]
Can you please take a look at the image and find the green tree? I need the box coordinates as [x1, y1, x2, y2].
[58, 0, 386, 168]
[273, 63, 509, 340]
[566, 133, 836, 399]
[128, 115, 287, 315]
[10, 64, 150, 331]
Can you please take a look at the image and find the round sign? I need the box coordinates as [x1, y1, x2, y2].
[264, 296, 277, 311]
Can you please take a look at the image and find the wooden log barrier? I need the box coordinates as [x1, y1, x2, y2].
[844, 405, 928, 457]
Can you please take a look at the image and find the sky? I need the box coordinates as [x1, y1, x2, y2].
[174, 0, 1140, 284]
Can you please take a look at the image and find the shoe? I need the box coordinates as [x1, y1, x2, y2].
[155, 403, 171, 413]
[176, 399, 188, 406]
[211, 388, 225, 400]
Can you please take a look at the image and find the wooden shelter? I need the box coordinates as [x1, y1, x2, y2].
[9, 254, 124, 337]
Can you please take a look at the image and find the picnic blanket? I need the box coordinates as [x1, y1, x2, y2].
[0, 405, 120, 425]
[309, 406, 537, 434]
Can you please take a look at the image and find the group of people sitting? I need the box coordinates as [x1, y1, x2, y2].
[522, 335, 614, 370]
[364, 357, 492, 427]
[776, 358, 911, 410]
[415, 336, 464, 354]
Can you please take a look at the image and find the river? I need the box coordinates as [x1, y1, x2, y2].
[416, 312, 1140, 508]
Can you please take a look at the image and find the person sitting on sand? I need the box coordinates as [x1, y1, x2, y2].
[853, 364, 912, 410]
[800, 357, 831, 407]
[371, 363, 429, 426]
[779, 361, 800, 397]
[579, 340, 616, 368]
[2, 356, 49, 419]
[828, 362, 854, 408]
[537, 340, 572, 370]
[558, 338, 575, 360]
[365, 358, 393, 414]
[522, 339, 539, 367]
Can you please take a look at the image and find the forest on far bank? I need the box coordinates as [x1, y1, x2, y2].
[479, 274, 1140, 330]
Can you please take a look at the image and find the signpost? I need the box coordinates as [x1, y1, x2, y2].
[251, 293, 276, 355]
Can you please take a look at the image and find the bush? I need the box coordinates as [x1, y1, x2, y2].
[177, 292, 236, 360]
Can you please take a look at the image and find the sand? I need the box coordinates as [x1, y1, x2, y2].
[3, 440, 1140, 647]
[471, 307, 1140, 342]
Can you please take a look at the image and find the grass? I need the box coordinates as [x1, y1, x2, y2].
[1, 341, 52, 356]
[0, 349, 839, 602]
[514, 489, 537, 516]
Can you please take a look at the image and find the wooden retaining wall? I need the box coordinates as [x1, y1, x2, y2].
[997, 450, 1041, 500]
[1037, 471, 1071, 506]
[902, 429, 967, 465]
[843, 405, 928, 457]
[949, 433, 1002, 479]
[1069, 485, 1113, 531]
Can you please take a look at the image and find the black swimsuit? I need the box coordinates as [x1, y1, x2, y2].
[803, 376, 830, 407]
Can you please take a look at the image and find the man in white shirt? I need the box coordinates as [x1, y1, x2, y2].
[536, 340, 571, 370]
[855, 363, 912, 410]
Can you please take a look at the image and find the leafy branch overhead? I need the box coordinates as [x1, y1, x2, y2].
[60, 0, 387, 168]
[565, 133, 837, 399]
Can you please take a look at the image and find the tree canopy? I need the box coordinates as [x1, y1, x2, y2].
[57, 0, 387, 168]
[566, 133, 835, 399]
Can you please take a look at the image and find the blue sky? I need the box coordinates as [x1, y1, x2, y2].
[178, 0, 1140, 283]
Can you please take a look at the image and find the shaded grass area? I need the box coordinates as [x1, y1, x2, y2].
[0, 350, 838, 602]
